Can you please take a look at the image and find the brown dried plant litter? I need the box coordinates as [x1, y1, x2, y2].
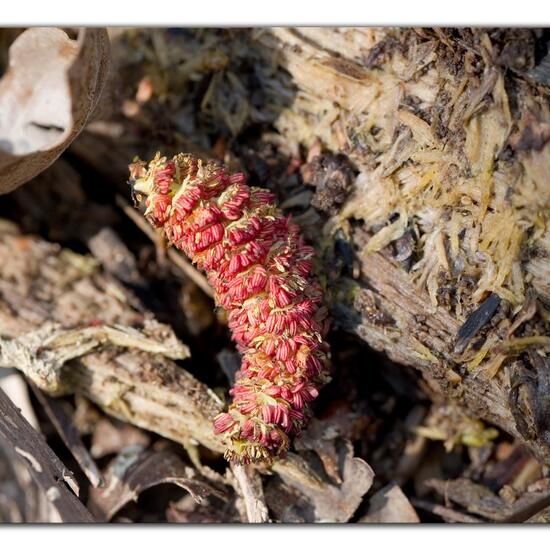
[1, 27, 550, 524]
[0, 28, 110, 193]
[265, 28, 550, 316]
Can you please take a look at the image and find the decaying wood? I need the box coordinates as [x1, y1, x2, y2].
[87, 226, 146, 288]
[4, 27, 549, 523]
[65, 28, 550, 467]
[0, 371, 56, 522]
[0, 231, 224, 454]
[0, 386, 93, 522]
[29, 383, 103, 488]
[253, 28, 550, 465]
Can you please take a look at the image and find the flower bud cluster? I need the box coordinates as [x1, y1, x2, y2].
[130, 153, 330, 463]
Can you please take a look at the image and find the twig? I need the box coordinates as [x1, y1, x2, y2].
[115, 195, 213, 298]
[497, 491, 550, 523]
[0, 231, 223, 455]
[231, 463, 270, 523]
[0, 327, 224, 455]
[0, 386, 93, 523]
[411, 498, 483, 524]
[29, 383, 103, 488]
[0, 321, 190, 396]
[87, 226, 146, 287]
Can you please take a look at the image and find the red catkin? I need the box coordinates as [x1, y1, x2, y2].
[129, 153, 330, 464]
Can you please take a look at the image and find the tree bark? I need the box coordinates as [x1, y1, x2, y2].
[255, 28, 550, 463]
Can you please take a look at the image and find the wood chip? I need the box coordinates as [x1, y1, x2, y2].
[0, 386, 93, 522]
[29, 383, 103, 488]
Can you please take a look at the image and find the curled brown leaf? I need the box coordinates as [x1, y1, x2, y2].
[0, 27, 110, 193]
[88, 448, 226, 521]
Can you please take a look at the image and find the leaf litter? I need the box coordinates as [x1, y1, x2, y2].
[0, 27, 548, 524]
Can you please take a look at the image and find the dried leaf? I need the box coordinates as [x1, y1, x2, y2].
[88, 448, 225, 521]
[0, 27, 110, 193]
[360, 484, 420, 523]
[294, 410, 369, 484]
[272, 440, 374, 523]
[90, 418, 151, 460]
[425, 478, 511, 521]
[267, 409, 373, 522]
